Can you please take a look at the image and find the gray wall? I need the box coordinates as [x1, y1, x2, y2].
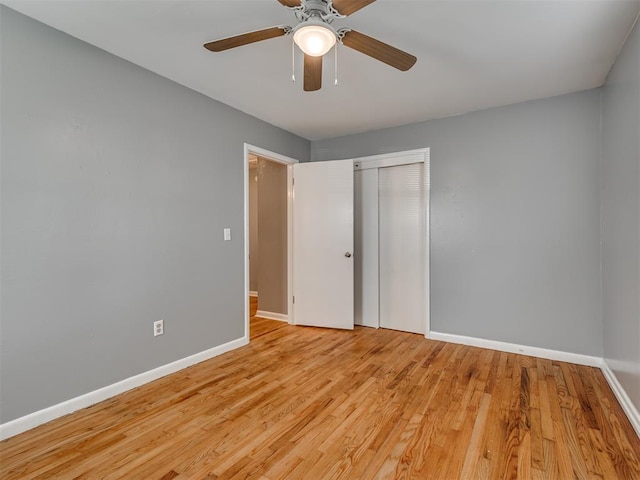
[256, 158, 288, 315]
[0, 7, 309, 423]
[312, 90, 603, 356]
[602, 17, 640, 413]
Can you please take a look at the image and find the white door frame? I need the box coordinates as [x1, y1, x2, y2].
[350, 148, 431, 337]
[244, 143, 298, 340]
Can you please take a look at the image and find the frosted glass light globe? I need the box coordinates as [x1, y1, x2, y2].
[293, 24, 337, 57]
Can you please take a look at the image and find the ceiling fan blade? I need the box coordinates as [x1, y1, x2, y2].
[204, 27, 287, 52]
[304, 54, 322, 92]
[342, 30, 417, 71]
[277, 0, 302, 6]
[331, 0, 376, 16]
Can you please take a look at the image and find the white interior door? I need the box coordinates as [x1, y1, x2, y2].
[293, 160, 354, 329]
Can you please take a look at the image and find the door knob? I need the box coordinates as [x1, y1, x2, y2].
[345, 252, 352, 258]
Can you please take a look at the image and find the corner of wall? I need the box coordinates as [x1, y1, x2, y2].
[602, 361, 640, 438]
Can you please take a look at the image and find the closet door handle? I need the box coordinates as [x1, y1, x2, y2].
[345, 252, 352, 258]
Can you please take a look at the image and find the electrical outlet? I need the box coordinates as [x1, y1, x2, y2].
[154, 320, 164, 337]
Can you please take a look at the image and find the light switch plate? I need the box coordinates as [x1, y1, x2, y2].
[224, 228, 231, 241]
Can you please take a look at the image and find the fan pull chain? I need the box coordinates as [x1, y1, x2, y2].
[291, 39, 296, 82]
[334, 43, 338, 86]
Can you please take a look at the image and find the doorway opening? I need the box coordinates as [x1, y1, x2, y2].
[243, 144, 297, 341]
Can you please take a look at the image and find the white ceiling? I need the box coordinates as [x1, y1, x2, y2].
[3, 0, 639, 140]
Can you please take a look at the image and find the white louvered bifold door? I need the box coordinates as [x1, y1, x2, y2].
[378, 163, 427, 334]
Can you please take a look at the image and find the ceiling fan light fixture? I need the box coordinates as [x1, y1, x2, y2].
[293, 22, 337, 57]
[203, 0, 417, 92]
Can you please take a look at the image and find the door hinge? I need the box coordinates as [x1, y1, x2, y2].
[293, 296, 295, 304]
[292, 177, 295, 186]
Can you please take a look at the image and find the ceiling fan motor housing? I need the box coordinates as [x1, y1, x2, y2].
[295, 0, 344, 22]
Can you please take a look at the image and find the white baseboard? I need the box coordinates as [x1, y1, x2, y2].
[4, 329, 637, 444]
[601, 362, 640, 438]
[0, 336, 248, 440]
[428, 331, 603, 367]
[255, 310, 288, 322]
[249, 291, 258, 297]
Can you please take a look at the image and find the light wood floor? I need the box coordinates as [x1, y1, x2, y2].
[1, 304, 639, 479]
[249, 296, 287, 341]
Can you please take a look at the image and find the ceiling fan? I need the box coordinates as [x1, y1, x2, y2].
[203, 0, 417, 92]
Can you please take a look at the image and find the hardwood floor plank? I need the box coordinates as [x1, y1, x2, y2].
[560, 406, 590, 479]
[538, 376, 556, 441]
[588, 427, 623, 479]
[2, 316, 639, 479]
[460, 392, 492, 478]
[529, 407, 545, 470]
[552, 418, 577, 479]
[542, 438, 561, 480]
[517, 431, 532, 480]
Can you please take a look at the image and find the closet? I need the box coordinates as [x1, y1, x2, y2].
[353, 150, 429, 334]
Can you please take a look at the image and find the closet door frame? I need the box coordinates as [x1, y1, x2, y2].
[352, 148, 431, 338]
